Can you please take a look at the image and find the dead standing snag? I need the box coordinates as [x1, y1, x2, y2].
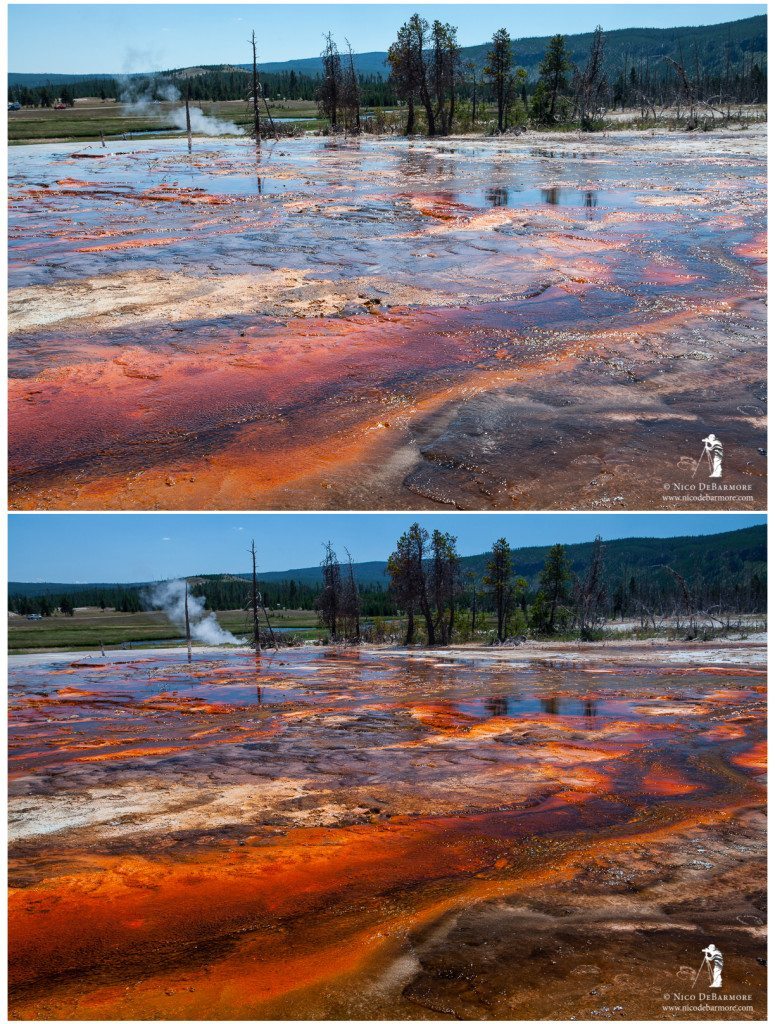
[250, 540, 261, 652]
[185, 84, 192, 152]
[250, 30, 261, 145]
[184, 579, 192, 662]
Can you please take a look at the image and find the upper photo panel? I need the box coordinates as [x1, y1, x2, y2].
[8, 3, 767, 511]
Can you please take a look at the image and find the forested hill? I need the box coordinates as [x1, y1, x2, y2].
[9, 14, 766, 86]
[9, 525, 766, 599]
[250, 524, 767, 589]
[252, 14, 767, 79]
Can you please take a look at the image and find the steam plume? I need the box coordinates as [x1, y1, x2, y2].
[146, 580, 242, 646]
[120, 79, 245, 135]
[169, 104, 245, 136]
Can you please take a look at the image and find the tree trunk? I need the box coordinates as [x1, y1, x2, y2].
[251, 31, 261, 145]
[421, 597, 435, 645]
[405, 96, 415, 134]
[184, 581, 192, 663]
[185, 85, 192, 153]
[550, 70, 560, 121]
[251, 540, 261, 652]
[405, 607, 415, 645]
[549, 589, 558, 631]
[419, 62, 435, 135]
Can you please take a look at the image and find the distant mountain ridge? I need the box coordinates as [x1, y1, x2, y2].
[9, 14, 766, 86]
[9, 525, 766, 596]
[250, 15, 767, 80]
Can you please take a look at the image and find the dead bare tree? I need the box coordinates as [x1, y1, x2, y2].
[666, 51, 697, 126]
[634, 598, 657, 631]
[260, 81, 279, 140]
[574, 535, 607, 637]
[342, 39, 361, 132]
[258, 588, 278, 648]
[341, 548, 361, 641]
[574, 25, 607, 129]
[664, 565, 696, 634]
[250, 540, 261, 652]
[185, 83, 192, 152]
[184, 580, 192, 662]
[250, 30, 261, 145]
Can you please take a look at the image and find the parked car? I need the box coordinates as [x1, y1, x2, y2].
[53, 102, 68, 110]
[8, 102, 21, 111]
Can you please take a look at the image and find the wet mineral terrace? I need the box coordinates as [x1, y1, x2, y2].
[8, 130, 766, 510]
[8, 644, 766, 1020]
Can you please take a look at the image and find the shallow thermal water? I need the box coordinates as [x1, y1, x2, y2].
[7, 131, 766, 510]
[8, 646, 766, 1020]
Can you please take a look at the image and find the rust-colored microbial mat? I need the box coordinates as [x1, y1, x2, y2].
[8, 130, 766, 510]
[8, 644, 766, 1019]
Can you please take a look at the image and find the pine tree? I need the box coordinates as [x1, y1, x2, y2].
[388, 20, 421, 134]
[538, 34, 572, 123]
[484, 537, 513, 641]
[485, 28, 513, 132]
[538, 543, 572, 632]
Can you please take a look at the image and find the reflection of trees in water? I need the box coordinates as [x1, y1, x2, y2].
[400, 146, 456, 185]
[485, 187, 509, 207]
[485, 695, 509, 717]
[322, 646, 362, 661]
[322, 138, 361, 152]
[536, 696, 599, 716]
[399, 147, 432, 178]
[540, 187, 599, 211]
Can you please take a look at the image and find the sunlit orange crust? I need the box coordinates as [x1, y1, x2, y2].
[8, 645, 766, 1020]
[8, 134, 766, 510]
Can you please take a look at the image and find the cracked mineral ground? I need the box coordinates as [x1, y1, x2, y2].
[7, 129, 766, 510]
[8, 643, 766, 1020]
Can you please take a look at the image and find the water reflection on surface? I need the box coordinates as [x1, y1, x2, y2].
[8, 646, 767, 1021]
[7, 134, 766, 512]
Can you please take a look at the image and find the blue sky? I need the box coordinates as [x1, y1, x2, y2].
[8, 514, 764, 583]
[9, 4, 765, 74]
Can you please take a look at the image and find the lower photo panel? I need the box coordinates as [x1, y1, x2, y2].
[7, 512, 767, 1021]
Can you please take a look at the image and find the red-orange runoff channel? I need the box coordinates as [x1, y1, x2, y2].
[8, 646, 767, 1019]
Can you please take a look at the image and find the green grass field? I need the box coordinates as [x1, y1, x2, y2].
[8, 607, 322, 652]
[8, 98, 323, 143]
[9, 606, 761, 653]
[10, 95, 766, 144]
